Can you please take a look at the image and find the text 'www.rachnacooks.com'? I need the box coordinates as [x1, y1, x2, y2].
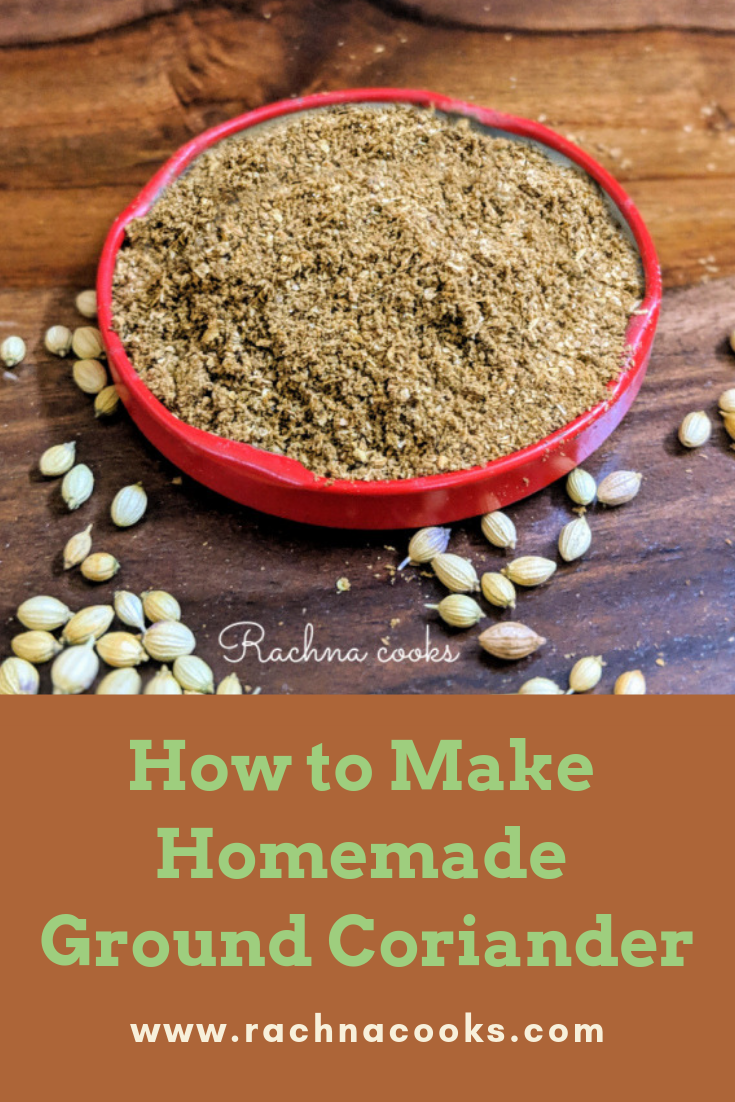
[130, 1016, 602, 1044]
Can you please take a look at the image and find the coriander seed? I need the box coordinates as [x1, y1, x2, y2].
[61, 463, 94, 510]
[97, 631, 148, 668]
[1, 335, 26, 368]
[40, 440, 76, 477]
[432, 553, 480, 593]
[481, 511, 517, 550]
[518, 677, 564, 695]
[52, 637, 99, 694]
[569, 655, 605, 693]
[96, 667, 142, 695]
[75, 289, 97, 318]
[62, 605, 115, 645]
[173, 655, 215, 694]
[95, 385, 120, 417]
[614, 669, 647, 695]
[114, 591, 145, 632]
[11, 630, 63, 664]
[558, 515, 592, 563]
[0, 655, 40, 695]
[72, 358, 107, 395]
[425, 594, 485, 628]
[63, 524, 93, 570]
[71, 326, 104, 359]
[398, 527, 451, 570]
[597, 470, 642, 506]
[142, 590, 181, 623]
[17, 595, 72, 631]
[217, 673, 243, 695]
[111, 482, 147, 528]
[502, 556, 556, 587]
[566, 468, 596, 506]
[144, 665, 182, 695]
[678, 410, 711, 449]
[81, 552, 120, 583]
[478, 622, 546, 660]
[44, 325, 72, 357]
[143, 620, 195, 662]
[480, 571, 516, 609]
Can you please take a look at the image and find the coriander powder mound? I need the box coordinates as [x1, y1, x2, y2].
[112, 104, 643, 481]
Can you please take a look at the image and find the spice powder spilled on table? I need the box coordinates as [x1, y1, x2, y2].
[112, 105, 644, 481]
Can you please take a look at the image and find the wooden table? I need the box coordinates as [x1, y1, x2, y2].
[1, 0, 733, 694]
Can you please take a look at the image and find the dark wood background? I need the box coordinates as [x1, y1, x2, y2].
[1, 0, 733, 693]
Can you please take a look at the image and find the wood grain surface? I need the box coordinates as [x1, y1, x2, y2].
[1, 0, 733, 693]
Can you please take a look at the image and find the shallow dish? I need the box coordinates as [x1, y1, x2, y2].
[98, 88, 661, 529]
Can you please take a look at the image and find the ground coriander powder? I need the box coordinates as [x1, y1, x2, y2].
[112, 104, 643, 481]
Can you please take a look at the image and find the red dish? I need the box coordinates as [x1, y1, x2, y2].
[97, 88, 661, 530]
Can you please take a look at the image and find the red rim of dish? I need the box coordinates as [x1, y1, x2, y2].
[97, 88, 662, 498]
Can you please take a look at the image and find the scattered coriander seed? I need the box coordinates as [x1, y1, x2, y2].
[142, 590, 181, 623]
[72, 358, 107, 395]
[94, 384, 120, 417]
[81, 552, 120, 583]
[96, 631, 148, 668]
[39, 440, 76, 477]
[478, 621, 546, 660]
[111, 482, 147, 528]
[614, 669, 647, 695]
[96, 667, 142, 695]
[51, 637, 99, 694]
[502, 556, 556, 587]
[63, 523, 93, 570]
[217, 672, 243, 695]
[17, 595, 72, 631]
[518, 677, 564, 695]
[113, 591, 145, 632]
[173, 654, 215, 693]
[432, 552, 480, 593]
[11, 630, 62, 664]
[1, 335, 26, 368]
[336, 576, 351, 593]
[678, 410, 711, 448]
[143, 620, 195, 662]
[71, 325, 104, 359]
[721, 411, 735, 440]
[558, 515, 592, 563]
[44, 325, 72, 357]
[719, 388, 735, 414]
[61, 462, 94, 510]
[597, 470, 642, 506]
[425, 594, 485, 628]
[398, 526, 451, 570]
[0, 655, 40, 695]
[75, 289, 97, 318]
[480, 511, 517, 550]
[566, 467, 596, 506]
[569, 655, 605, 693]
[144, 665, 182, 695]
[62, 605, 115, 645]
[480, 571, 516, 609]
